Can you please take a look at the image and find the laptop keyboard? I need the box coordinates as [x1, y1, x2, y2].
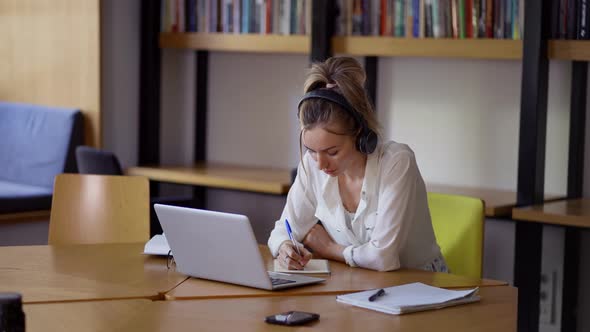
[270, 277, 296, 286]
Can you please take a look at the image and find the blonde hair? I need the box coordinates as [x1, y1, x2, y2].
[298, 57, 381, 160]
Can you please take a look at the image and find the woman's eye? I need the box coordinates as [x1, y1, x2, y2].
[328, 151, 338, 156]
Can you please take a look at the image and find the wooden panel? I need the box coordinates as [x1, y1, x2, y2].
[160, 33, 310, 54]
[0, 0, 101, 147]
[25, 287, 517, 331]
[126, 163, 292, 195]
[165, 245, 507, 300]
[512, 199, 590, 228]
[333, 37, 523, 59]
[426, 184, 564, 217]
[0, 243, 187, 303]
[549, 40, 590, 60]
[48, 174, 150, 245]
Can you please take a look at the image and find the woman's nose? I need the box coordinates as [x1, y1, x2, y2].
[317, 153, 328, 170]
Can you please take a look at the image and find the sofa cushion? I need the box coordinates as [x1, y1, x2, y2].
[0, 102, 84, 189]
[0, 180, 53, 213]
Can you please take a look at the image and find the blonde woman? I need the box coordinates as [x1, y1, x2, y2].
[268, 57, 448, 272]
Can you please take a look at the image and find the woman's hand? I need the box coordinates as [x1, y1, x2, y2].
[302, 224, 345, 262]
[277, 241, 312, 270]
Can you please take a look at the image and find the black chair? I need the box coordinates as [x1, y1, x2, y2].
[75, 146, 192, 237]
[75, 146, 123, 175]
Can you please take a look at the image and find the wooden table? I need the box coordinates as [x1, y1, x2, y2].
[165, 246, 507, 300]
[126, 162, 292, 195]
[25, 286, 517, 332]
[512, 198, 590, 228]
[0, 243, 187, 303]
[427, 183, 563, 217]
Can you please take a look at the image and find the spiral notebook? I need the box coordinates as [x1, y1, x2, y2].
[336, 282, 480, 315]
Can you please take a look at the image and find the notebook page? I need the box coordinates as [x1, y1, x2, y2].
[273, 259, 331, 274]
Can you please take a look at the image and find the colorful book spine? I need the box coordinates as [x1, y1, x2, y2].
[413, 0, 420, 37]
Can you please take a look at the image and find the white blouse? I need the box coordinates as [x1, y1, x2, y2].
[267, 141, 442, 271]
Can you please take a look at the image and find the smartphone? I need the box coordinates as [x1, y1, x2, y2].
[264, 311, 320, 326]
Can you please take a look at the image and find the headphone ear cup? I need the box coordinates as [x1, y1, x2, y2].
[357, 128, 378, 154]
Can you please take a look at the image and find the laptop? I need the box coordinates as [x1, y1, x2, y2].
[154, 204, 325, 290]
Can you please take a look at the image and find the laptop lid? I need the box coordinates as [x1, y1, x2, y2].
[154, 204, 325, 290]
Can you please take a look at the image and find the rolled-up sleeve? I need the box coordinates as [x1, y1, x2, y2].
[348, 151, 419, 271]
[268, 157, 318, 257]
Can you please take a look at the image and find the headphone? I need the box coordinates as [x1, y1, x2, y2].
[297, 88, 378, 154]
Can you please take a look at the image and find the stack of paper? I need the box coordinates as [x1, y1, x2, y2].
[336, 282, 480, 315]
[273, 259, 331, 274]
[143, 234, 170, 255]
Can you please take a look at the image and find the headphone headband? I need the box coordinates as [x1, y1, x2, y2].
[297, 89, 364, 125]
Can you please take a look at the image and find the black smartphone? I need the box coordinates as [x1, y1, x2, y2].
[264, 311, 320, 326]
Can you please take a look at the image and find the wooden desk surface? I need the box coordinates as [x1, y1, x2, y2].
[126, 163, 292, 195]
[165, 247, 507, 300]
[512, 198, 590, 228]
[0, 243, 187, 304]
[25, 286, 517, 332]
[427, 183, 564, 217]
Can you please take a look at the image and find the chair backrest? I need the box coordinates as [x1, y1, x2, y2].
[0, 102, 83, 188]
[76, 146, 124, 175]
[48, 174, 150, 245]
[427, 192, 484, 279]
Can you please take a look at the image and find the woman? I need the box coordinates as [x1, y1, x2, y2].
[268, 57, 447, 272]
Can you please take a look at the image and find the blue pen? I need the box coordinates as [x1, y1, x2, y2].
[285, 219, 302, 257]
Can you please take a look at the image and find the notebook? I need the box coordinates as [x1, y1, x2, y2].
[336, 282, 480, 315]
[154, 204, 326, 290]
[273, 259, 331, 274]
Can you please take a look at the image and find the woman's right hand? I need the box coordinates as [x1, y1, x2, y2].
[277, 241, 312, 270]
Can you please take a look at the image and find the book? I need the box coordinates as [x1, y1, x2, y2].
[143, 234, 171, 256]
[273, 259, 331, 274]
[336, 282, 480, 315]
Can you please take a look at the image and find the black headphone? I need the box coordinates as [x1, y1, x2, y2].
[297, 89, 378, 154]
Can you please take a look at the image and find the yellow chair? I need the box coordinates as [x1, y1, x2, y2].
[48, 174, 150, 245]
[427, 192, 484, 279]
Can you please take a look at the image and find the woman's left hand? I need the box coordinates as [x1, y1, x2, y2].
[302, 224, 345, 262]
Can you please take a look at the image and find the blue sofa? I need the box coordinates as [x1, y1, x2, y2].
[0, 102, 84, 214]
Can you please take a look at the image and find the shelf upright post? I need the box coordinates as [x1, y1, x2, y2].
[561, 60, 588, 332]
[364, 57, 378, 112]
[514, 0, 551, 331]
[311, 0, 335, 62]
[193, 51, 209, 208]
[139, 0, 162, 197]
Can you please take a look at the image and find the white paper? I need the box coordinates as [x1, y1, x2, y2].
[336, 282, 480, 315]
[143, 234, 170, 256]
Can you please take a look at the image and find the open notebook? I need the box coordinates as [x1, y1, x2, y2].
[336, 282, 480, 315]
[273, 259, 331, 274]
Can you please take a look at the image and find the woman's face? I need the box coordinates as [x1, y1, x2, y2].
[302, 123, 360, 177]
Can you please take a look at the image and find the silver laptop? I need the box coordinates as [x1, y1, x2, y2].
[154, 204, 325, 290]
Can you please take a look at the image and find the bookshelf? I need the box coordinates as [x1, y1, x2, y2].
[333, 37, 523, 59]
[160, 32, 309, 53]
[548, 40, 590, 60]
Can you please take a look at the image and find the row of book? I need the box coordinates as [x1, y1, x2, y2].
[334, 0, 524, 39]
[550, 0, 590, 39]
[161, 0, 311, 35]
